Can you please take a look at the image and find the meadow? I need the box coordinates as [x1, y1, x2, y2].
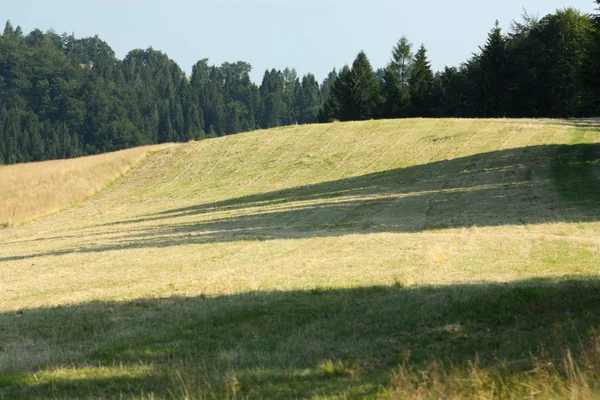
[0, 119, 599, 398]
[0, 144, 171, 227]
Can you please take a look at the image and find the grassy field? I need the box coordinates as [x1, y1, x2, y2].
[0, 118, 599, 398]
[0, 144, 171, 227]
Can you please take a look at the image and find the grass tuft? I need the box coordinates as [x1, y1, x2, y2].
[384, 335, 600, 399]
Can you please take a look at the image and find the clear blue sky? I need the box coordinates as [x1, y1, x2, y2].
[2, 0, 596, 83]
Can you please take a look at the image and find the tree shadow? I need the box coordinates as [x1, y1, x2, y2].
[1, 143, 598, 263]
[116, 142, 600, 225]
[2, 278, 600, 398]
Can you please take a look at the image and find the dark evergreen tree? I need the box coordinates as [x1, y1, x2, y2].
[390, 37, 413, 116]
[430, 66, 472, 117]
[467, 21, 512, 117]
[509, 9, 594, 117]
[320, 69, 337, 104]
[320, 52, 380, 122]
[297, 73, 322, 124]
[409, 45, 434, 116]
[380, 64, 403, 118]
[281, 68, 299, 124]
[585, 0, 600, 113]
[259, 69, 287, 128]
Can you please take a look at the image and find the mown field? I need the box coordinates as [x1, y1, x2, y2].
[0, 144, 171, 227]
[1, 119, 599, 399]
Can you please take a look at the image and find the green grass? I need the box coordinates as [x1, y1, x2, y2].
[0, 118, 599, 398]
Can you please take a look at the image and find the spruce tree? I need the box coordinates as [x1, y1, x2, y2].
[320, 69, 338, 104]
[3, 20, 14, 38]
[392, 37, 413, 95]
[319, 67, 348, 122]
[389, 37, 413, 117]
[380, 64, 402, 118]
[468, 21, 511, 117]
[321, 52, 380, 122]
[409, 45, 434, 116]
[348, 51, 380, 120]
[383, 36, 413, 118]
[297, 73, 322, 124]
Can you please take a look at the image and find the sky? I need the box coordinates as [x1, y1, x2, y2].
[2, 0, 597, 83]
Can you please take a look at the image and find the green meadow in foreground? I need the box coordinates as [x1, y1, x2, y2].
[0, 119, 599, 398]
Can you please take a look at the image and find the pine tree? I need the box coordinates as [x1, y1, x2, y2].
[409, 45, 434, 116]
[281, 68, 299, 124]
[320, 69, 338, 104]
[380, 64, 403, 118]
[319, 67, 348, 122]
[468, 21, 511, 117]
[349, 51, 380, 120]
[259, 69, 286, 128]
[320, 52, 380, 122]
[382, 36, 413, 118]
[297, 73, 322, 124]
[392, 37, 413, 95]
[579, 3, 600, 114]
[3, 20, 14, 38]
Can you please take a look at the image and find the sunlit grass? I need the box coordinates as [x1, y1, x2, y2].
[0, 118, 599, 398]
[0, 143, 172, 226]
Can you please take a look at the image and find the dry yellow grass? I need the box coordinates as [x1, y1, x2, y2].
[0, 144, 172, 226]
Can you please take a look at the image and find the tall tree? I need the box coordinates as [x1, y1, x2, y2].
[297, 73, 322, 124]
[281, 68, 299, 124]
[409, 45, 434, 116]
[387, 37, 413, 117]
[467, 21, 512, 117]
[380, 64, 403, 118]
[582, 1, 600, 114]
[347, 51, 380, 120]
[382, 36, 413, 118]
[259, 69, 286, 128]
[510, 9, 594, 117]
[320, 52, 380, 122]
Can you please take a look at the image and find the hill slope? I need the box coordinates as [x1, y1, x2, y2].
[1, 119, 599, 398]
[0, 144, 171, 226]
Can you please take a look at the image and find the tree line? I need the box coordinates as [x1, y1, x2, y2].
[0, 24, 322, 164]
[320, 7, 600, 122]
[1, 5, 599, 165]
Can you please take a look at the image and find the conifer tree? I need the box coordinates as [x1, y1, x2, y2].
[348, 51, 380, 120]
[392, 37, 413, 95]
[380, 64, 403, 118]
[409, 45, 434, 116]
[320, 52, 380, 122]
[320, 69, 338, 104]
[468, 21, 511, 116]
[297, 73, 322, 124]
[387, 37, 413, 117]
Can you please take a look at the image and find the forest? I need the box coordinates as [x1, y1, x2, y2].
[0, 5, 599, 165]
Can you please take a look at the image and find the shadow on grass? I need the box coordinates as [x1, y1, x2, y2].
[126, 143, 600, 225]
[1, 278, 600, 398]
[1, 143, 599, 263]
[502, 118, 600, 132]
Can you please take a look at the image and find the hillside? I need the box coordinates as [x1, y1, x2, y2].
[0, 144, 171, 226]
[1, 119, 600, 398]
